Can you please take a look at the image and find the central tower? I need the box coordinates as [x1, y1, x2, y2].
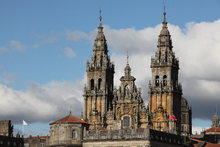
[83, 14, 114, 130]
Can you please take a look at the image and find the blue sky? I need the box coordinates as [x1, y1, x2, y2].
[0, 0, 219, 89]
[0, 0, 220, 136]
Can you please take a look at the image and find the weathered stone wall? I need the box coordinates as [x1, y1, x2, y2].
[83, 128, 187, 147]
[83, 140, 150, 147]
[0, 120, 13, 137]
[83, 140, 183, 147]
[48, 123, 83, 146]
[24, 136, 48, 147]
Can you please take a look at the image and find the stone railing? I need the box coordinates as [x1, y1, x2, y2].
[83, 128, 188, 145]
[83, 128, 150, 141]
[149, 129, 186, 145]
[49, 139, 79, 146]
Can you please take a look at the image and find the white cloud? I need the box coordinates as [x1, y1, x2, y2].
[192, 126, 209, 135]
[0, 79, 85, 123]
[65, 47, 76, 59]
[65, 30, 89, 41]
[32, 44, 40, 48]
[0, 46, 9, 52]
[104, 25, 160, 54]
[9, 40, 26, 51]
[64, 19, 220, 121]
[33, 31, 60, 44]
[0, 40, 26, 52]
[173, 20, 220, 80]
[31, 31, 61, 48]
[104, 19, 220, 120]
[2, 18, 220, 125]
[2, 73, 16, 84]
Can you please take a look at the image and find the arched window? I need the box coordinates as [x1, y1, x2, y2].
[122, 116, 130, 127]
[165, 51, 167, 62]
[90, 79, 94, 90]
[72, 130, 77, 139]
[98, 78, 102, 90]
[163, 75, 167, 86]
[155, 76, 159, 87]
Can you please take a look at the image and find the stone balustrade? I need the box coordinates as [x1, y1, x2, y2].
[83, 128, 187, 145]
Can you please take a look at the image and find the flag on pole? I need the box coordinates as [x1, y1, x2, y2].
[22, 120, 28, 126]
[169, 115, 176, 120]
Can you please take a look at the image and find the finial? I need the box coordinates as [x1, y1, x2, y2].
[162, 0, 167, 24]
[99, 9, 102, 26]
[124, 51, 131, 77]
[126, 51, 129, 65]
[163, 0, 166, 13]
[69, 110, 71, 115]
[163, 11, 166, 23]
[69, 106, 72, 115]
[81, 108, 83, 119]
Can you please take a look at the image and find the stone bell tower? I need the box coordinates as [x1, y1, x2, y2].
[212, 111, 219, 128]
[83, 12, 114, 130]
[148, 12, 182, 134]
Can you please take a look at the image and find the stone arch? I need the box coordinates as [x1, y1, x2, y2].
[98, 78, 102, 90]
[163, 75, 167, 86]
[90, 79, 94, 90]
[155, 75, 159, 87]
[72, 129, 77, 139]
[122, 115, 130, 127]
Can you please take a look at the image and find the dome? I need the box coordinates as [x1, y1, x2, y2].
[95, 27, 106, 41]
[160, 26, 170, 36]
[212, 113, 219, 121]
[181, 97, 189, 107]
[181, 97, 191, 111]
[125, 64, 131, 72]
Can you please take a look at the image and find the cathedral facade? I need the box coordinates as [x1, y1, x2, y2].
[83, 12, 192, 136]
[23, 12, 194, 147]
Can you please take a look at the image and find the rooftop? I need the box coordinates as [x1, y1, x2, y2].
[205, 127, 220, 133]
[50, 114, 89, 125]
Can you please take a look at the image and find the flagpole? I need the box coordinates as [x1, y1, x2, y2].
[22, 124, 24, 137]
[22, 120, 28, 137]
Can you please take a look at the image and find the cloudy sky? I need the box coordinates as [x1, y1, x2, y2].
[0, 0, 219, 135]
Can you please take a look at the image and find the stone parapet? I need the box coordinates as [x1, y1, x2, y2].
[83, 128, 187, 145]
[84, 128, 149, 141]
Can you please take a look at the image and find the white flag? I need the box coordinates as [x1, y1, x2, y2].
[22, 120, 28, 126]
